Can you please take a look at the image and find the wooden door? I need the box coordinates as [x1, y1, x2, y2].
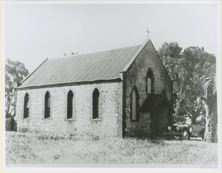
[150, 111, 158, 138]
[157, 106, 168, 136]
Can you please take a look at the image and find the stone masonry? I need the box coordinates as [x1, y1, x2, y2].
[15, 82, 122, 138]
[15, 39, 173, 139]
[124, 40, 172, 137]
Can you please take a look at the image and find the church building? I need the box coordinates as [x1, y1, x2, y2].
[15, 39, 173, 138]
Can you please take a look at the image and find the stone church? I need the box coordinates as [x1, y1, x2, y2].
[15, 39, 173, 138]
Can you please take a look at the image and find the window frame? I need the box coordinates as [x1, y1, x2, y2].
[130, 86, 140, 121]
[146, 68, 154, 94]
[67, 90, 74, 119]
[44, 91, 51, 119]
[92, 88, 100, 120]
[23, 93, 30, 119]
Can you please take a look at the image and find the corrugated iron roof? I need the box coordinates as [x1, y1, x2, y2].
[19, 42, 146, 88]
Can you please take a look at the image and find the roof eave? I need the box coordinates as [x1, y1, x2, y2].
[16, 78, 122, 90]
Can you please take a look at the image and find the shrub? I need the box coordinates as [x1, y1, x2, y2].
[5, 118, 17, 131]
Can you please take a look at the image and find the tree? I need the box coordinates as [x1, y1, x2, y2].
[188, 48, 217, 142]
[158, 42, 194, 118]
[159, 43, 217, 142]
[5, 58, 29, 118]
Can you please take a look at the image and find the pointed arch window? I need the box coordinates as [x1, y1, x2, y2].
[131, 87, 139, 121]
[44, 91, 50, 118]
[67, 90, 73, 119]
[92, 88, 100, 119]
[146, 68, 154, 94]
[24, 93, 30, 118]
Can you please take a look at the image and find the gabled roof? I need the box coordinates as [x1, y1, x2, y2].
[140, 91, 173, 112]
[140, 94, 162, 112]
[18, 40, 150, 89]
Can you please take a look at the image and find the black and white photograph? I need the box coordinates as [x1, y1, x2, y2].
[2, 1, 221, 172]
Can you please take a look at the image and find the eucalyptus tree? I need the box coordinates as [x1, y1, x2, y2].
[158, 42, 192, 118]
[5, 58, 29, 118]
[158, 43, 217, 142]
[188, 48, 217, 142]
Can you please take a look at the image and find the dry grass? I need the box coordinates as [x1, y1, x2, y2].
[5, 132, 218, 165]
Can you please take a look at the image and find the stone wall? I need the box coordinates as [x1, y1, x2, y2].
[125, 112, 151, 138]
[15, 82, 122, 138]
[124, 40, 172, 137]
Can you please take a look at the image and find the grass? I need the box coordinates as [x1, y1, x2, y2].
[5, 132, 218, 165]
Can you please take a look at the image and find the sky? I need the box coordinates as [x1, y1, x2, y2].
[2, 2, 220, 73]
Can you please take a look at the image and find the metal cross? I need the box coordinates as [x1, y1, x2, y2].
[146, 28, 150, 40]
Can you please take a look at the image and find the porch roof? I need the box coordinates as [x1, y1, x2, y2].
[140, 92, 173, 112]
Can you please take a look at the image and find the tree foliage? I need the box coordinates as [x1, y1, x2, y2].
[5, 58, 29, 118]
[158, 43, 217, 142]
[189, 48, 216, 141]
[158, 42, 192, 118]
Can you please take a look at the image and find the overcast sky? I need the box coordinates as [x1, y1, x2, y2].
[2, 2, 220, 73]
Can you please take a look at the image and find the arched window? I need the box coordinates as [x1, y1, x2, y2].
[67, 90, 73, 119]
[92, 88, 99, 119]
[44, 91, 50, 118]
[131, 87, 139, 121]
[146, 68, 154, 94]
[24, 93, 29, 118]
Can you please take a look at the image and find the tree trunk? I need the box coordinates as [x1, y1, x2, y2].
[13, 89, 17, 118]
[211, 95, 218, 143]
[203, 100, 213, 142]
[6, 97, 11, 117]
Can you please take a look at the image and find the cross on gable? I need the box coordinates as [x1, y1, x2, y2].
[146, 28, 150, 40]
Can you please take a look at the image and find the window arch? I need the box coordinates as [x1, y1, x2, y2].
[92, 88, 100, 119]
[44, 91, 50, 118]
[67, 90, 73, 119]
[131, 87, 139, 121]
[146, 68, 154, 94]
[24, 93, 29, 118]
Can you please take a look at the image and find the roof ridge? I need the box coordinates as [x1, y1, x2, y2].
[48, 43, 142, 61]
[17, 41, 146, 88]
